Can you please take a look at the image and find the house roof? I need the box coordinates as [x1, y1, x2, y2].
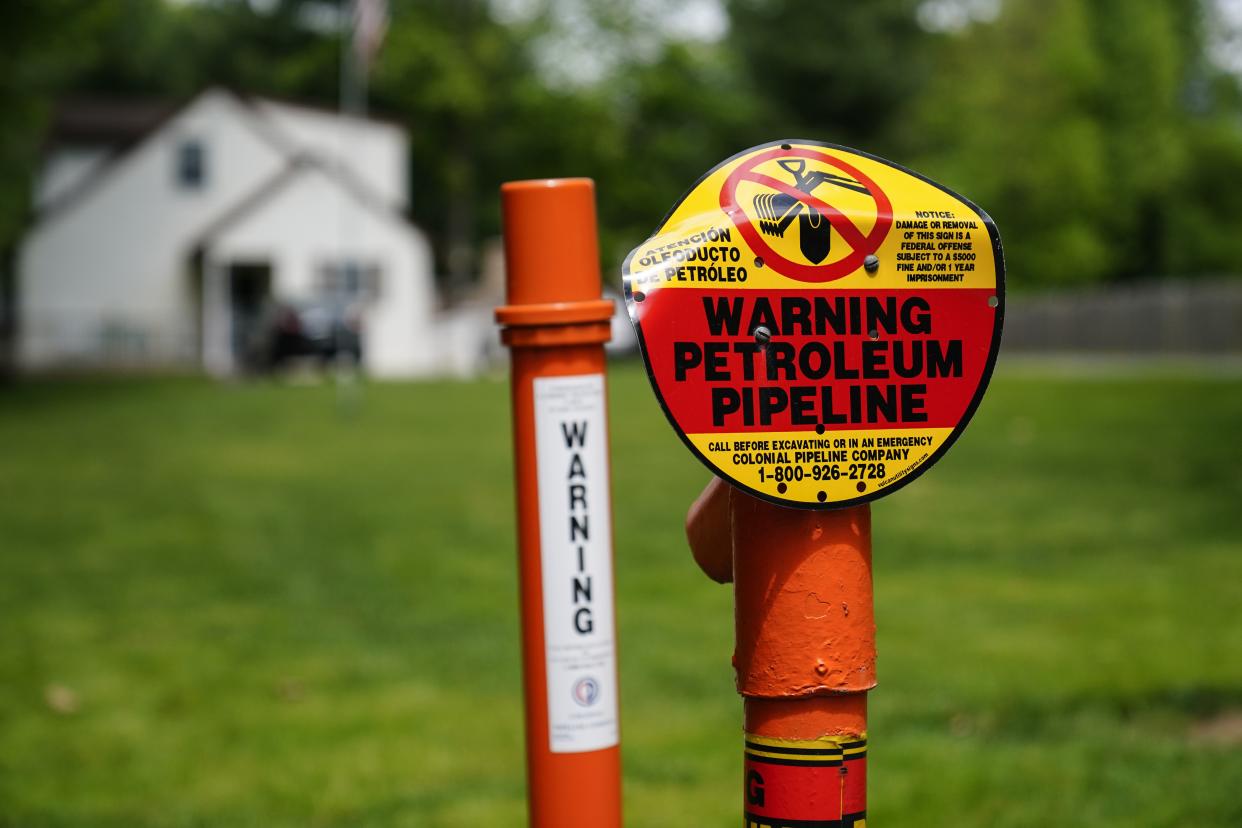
[31, 87, 415, 238]
[47, 97, 179, 148]
[190, 153, 421, 255]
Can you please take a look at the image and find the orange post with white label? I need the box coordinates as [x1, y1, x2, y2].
[687, 478, 873, 826]
[497, 178, 622, 828]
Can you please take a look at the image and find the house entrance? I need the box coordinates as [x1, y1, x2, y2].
[228, 261, 272, 371]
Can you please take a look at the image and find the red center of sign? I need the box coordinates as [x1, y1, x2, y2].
[720, 147, 894, 282]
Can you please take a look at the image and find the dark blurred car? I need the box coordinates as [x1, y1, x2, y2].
[263, 300, 362, 369]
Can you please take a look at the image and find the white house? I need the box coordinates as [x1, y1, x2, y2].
[17, 87, 438, 378]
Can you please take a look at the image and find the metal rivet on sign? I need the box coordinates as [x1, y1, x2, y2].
[817, 491, 827, 502]
[780, 143, 791, 150]
[988, 295, 999, 308]
[777, 482, 788, 494]
[864, 254, 880, 274]
[868, 329, 879, 341]
[754, 256, 764, 268]
[815, 424, 825, 435]
[632, 291, 646, 303]
[856, 481, 867, 493]
[753, 326, 772, 345]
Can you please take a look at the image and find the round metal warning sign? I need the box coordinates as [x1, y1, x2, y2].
[623, 140, 1004, 509]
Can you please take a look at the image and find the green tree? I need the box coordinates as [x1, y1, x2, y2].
[67, 0, 341, 104]
[7, 0, 1241, 292]
[904, 0, 1242, 286]
[373, 0, 561, 284]
[592, 40, 765, 270]
[724, 0, 935, 154]
[0, 1, 122, 248]
[0, 0, 346, 251]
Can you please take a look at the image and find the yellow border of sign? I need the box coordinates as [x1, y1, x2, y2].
[622, 139, 1005, 511]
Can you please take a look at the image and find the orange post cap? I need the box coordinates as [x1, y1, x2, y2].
[501, 178, 601, 306]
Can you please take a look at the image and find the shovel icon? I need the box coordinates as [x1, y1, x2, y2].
[752, 159, 870, 265]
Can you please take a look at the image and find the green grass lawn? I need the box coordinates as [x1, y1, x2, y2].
[1, 361, 1240, 827]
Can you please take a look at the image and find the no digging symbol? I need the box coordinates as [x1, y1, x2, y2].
[721, 146, 894, 282]
[624, 140, 1005, 510]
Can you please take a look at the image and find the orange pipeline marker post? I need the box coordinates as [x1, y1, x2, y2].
[687, 478, 873, 824]
[497, 178, 622, 828]
[624, 141, 1005, 825]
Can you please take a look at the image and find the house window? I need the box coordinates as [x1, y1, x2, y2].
[176, 140, 206, 189]
[318, 261, 381, 302]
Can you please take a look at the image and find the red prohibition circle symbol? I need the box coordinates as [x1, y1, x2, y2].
[720, 146, 894, 282]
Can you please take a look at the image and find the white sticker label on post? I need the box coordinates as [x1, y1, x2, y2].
[533, 373, 619, 753]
